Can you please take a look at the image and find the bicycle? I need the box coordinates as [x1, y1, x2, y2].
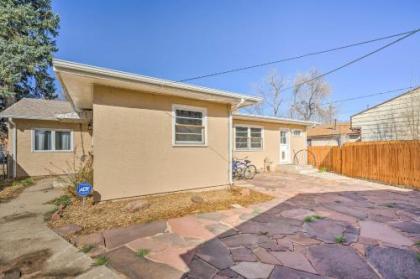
[232, 157, 257, 180]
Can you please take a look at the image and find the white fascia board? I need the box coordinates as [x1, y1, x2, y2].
[233, 113, 316, 126]
[53, 59, 261, 107]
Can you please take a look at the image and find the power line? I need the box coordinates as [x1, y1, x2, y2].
[280, 29, 419, 93]
[322, 86, 418, 105]
[177, 28, 420, 83]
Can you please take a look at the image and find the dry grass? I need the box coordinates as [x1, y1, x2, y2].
[0, 178, 35, 203]
[50, 187, 273, 233]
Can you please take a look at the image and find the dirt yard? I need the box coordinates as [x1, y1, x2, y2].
[49, 186, 273, 233]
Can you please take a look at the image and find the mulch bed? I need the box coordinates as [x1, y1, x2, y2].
[49, 187, 273, 234]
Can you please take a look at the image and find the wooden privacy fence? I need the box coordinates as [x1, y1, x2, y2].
[308, 141, 420, 189]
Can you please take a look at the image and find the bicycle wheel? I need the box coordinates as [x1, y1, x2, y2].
[244, 165, 257, 179]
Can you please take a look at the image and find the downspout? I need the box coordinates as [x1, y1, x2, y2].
[9, 118, 16, 178]
[229, 98, 245, 185]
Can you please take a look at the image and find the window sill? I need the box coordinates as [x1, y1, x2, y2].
[172, 144, 208, 148]
[234, 148, 263, 152]
[32, 150, 74, 153]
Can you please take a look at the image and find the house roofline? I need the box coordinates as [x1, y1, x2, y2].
[350, 86, 420, 120]
[233, 113, 316, 126]
[53, 59, 261, 109]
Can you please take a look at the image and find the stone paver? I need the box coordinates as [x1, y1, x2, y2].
[58, 171, 419, 279]
[389, 221, 420, 234]
[252, 247, 281, 265]
[359, 220, 413, 246]
[103, 220, 167, 249]
[269, 266, 326, 279]
[230, 262, 274, 279]
[271, 251, 317, 274]
[304, 219, 359, 244]
[168, 216, 214, 240]
[195, 238, 234, 269]
[105, 246, 183, 279]
[366, 246, 420, 279]
[187, 258, 218, 279]
[231, 247, 258, 262]
[307, 244, 378, 279]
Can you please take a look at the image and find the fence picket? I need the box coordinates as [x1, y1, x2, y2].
[308, 140, 420, 189]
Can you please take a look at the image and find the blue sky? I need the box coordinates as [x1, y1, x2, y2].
[52, 0, 419, 120]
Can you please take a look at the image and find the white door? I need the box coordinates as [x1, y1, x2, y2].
[279, 129, 291, 164]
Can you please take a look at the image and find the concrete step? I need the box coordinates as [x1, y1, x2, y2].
[275, 164, 318, 175]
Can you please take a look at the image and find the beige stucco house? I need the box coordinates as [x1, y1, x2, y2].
[0, 60, 313, 200]
[351, 87, 420, 141]
[233, 114, 310, 169]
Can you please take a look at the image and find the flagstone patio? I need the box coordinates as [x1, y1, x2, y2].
[69, 172, 420, 279]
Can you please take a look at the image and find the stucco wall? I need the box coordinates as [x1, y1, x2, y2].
[232, 119, 307, 170]
[13, 119, 91, 177]
[92, 85, 231, 200]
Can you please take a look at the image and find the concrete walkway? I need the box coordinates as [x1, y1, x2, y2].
[73, 172, 420, 279]
[0, 178, 121, 278]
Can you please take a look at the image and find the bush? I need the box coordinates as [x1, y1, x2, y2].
[136, 249, 150, 258]
[52, 195, 72, 207]
[56, 152, 93, 197]
[335, 235, 346, 244]
[93, 256, 108, 266]
[304, 215, 324, 223]
[319, 167, 328, 173]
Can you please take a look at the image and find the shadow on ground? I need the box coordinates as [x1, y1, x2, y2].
[177, 189, 420, 279]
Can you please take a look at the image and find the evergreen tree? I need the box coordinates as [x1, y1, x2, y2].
[0, 0, 59, 109]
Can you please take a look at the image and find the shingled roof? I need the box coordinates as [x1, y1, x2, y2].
[0, 98, 82, 121]
[307, 122, 360, 138]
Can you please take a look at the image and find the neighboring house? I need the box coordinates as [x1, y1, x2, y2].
[0, 60, 313, 200]
[307, 122, 360, 146]
[351, 87, 420, 141]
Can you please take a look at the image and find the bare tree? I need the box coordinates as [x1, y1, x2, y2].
[246, 70, 285, 116]
[289, 69, 336, 122]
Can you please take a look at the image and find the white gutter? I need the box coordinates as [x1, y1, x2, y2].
[9, 118, 16, 178]
[228, 98, 245, 185]
[228, 106, 233, 185]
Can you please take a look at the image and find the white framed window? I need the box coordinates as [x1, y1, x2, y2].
[172, 105, 207, 146]
[32, 129, 73, 152]
[292, 129, 302, 136]
[235, 126, 263, 150]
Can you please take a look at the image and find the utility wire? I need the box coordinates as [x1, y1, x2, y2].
[177, 28, 420, 83]
[280, 29, 419, 93]
[321, 86, 418, 105]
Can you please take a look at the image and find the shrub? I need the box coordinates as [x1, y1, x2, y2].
[136, 249, 150, 258]
[319, 167, 328, 173]
[54, 152, 93, 197]
[80, 245, 95, 253]
[52, 195, 72, 207]
[304, 215, 324, 223]
[93, 256, 108, 266]
[335, 235, 346, 244]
